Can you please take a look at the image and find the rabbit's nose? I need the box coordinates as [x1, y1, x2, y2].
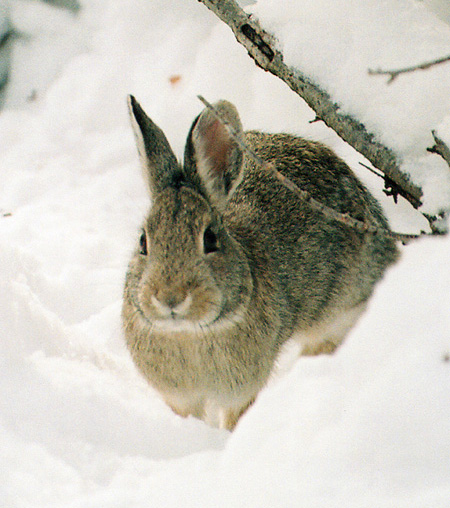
[158, 290, 184, 309]
[165, 296, 178, 309]
[152, 290, 192, 317]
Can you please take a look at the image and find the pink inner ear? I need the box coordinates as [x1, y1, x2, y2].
[201, 119, 232, 176]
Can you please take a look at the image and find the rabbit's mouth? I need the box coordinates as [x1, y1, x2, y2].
[146, 289, 222, 328]
[131, 290, 248, 335]
[147, 309, 247, 335]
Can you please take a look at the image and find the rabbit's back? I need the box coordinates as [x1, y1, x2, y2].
[225, 131, 398, 330]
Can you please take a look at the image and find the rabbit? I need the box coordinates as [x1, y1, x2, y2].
[122, 95, 399, 430]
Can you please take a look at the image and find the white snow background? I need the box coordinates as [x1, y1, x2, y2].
[1, 0, 450, 506]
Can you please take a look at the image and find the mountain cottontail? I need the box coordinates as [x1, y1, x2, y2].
[122, 96, 398, 430]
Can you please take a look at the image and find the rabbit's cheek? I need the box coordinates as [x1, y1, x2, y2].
[187, 285, 223, 324]
[137, 284, 159, 320]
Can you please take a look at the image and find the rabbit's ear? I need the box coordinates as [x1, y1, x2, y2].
[128, 95, 180, 195]
[191, 101, 244, 209]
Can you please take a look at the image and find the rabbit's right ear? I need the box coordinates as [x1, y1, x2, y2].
[128, 95, 180, 195]
[190, 101, 244, 210]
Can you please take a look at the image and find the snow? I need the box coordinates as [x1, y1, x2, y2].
[0, 0, 449, 507]
[424, 0, 450, 24]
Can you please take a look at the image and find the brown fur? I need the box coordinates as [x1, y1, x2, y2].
[122, 96, 399, 430]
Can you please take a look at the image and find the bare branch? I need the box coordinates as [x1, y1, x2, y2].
[369, 54, 450, 83]
[359, 162, 384, 179]
[197, 0, 424, 212]
[198, 95, 433, 243]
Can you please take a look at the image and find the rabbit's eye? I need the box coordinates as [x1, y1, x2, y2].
[139, 230, 148, 256]
[203, 226, 219, 254]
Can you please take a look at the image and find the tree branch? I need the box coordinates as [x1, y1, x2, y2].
[369, 54, 450, 84]
[198, 95, 433, 243]
[197, 0, 424, 213]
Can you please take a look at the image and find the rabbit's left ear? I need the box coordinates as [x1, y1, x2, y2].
[190, 101, 244, 209]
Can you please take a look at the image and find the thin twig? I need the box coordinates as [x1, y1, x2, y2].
[359, 162, 417, 205]
[359, 162, 384, 179]
[198, 95, 430, 243]
[369, 54, 450, 83]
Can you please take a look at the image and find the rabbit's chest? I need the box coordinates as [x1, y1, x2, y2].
[133, 329, 273, 397]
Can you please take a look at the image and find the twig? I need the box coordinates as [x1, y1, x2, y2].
[359, 162, 384, 179]
[198, 95, 431, 243]
[359, 162, 417, 205]
[369, 54, 450, 83]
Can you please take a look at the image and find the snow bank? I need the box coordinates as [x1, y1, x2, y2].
[0, 1, 449, 507]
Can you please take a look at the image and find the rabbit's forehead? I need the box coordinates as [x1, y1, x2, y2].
[147, 187, 213, 232]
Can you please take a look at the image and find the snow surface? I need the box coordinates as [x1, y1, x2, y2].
[0, 1, 449, 507]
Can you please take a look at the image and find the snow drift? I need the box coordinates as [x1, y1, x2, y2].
[1, 1, 449, 506]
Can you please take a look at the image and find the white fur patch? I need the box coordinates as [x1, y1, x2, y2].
[147, 305, 247, 335]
